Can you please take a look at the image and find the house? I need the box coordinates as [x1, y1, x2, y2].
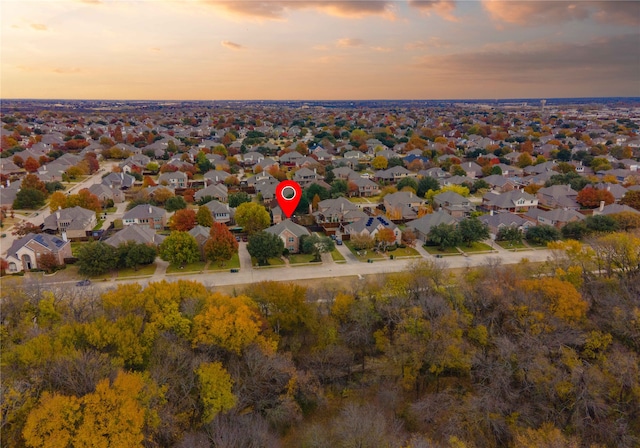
[537, 185, 579, 209]
[202, 200, 234, 224]
[5, 233, 72, 272]
[87, 183, 125, 204]
[482, 174, 519, 192]
[265, 219, 310, 253]
[204, 169, 231, 185]
[104, 225, 165, 247]
[460, 161, 482, 179]
[194, 183, 228, 203]
[102, 172, 136, 190]
[333, 166, 357, 180]
[591, 203, 640, 216]
[158, 171, 188, 188]
[482, 190, 538, 213]
[594, 183, 628, 202]
[293, 167, 321, 187]
[351, 177, 380, 197]
[405, 211, 457, 241]
[122, 204, 167, 230]
[119, 154, 150, 173]
[479, 212, 533, 238]
[242, 152, 264, 166]
[535, 208, 585, 229]
[375, 166, 416, 183]
[42, 206, 97, 239]
[433, 191, 474, 218]
[279, 151, 304, 166]
[343, 216, 401, 245]
[188, 225, 211, 260]
[384, 191, 426, 220]
[313, 197, 367, 224]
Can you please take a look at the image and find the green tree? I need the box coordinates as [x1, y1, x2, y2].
[585, 214, 619, 233]
[196, 205, 214, 227]
[204, 222, 238, 266]
[13, 188, 47, 209]
[76, 241, 118, 276]
[247, 231, 284, 265]
[417, 176, 440, 198]
[561, 220, 589, 240]
[228, 192, 251, 208]
[428, 223, 462, 251]
[330, 179, 348, 198]
[235, 202, 270, 235]
[301, 234, 334, 262]
[526, 224, 561, 245]
[165, 195, 187, 212]
[458, 216, 490, 247]
[496, 225, 523, 244]
[159, 231, 199, 267]
[116, 242, 156, 271]
[396, 177, 418, 192]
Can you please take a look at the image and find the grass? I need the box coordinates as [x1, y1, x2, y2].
[288, 253, 319, 264]
[117, 263, 156, 278]
[207, 253, 241, 271]
[166, 261, 207, 273]
[330, 247, 346, 262]
[423, 244, 460, 255]
[70, 242, 84, 256]
[387, 246, 420, 257]
[251, 256, 286, 267]
[344, 241, 385, 262]
[93, 220, 104, 230]
[496, 240, 527, 249]
[105, 207, 117, 213]
[459, 242, 494, 253]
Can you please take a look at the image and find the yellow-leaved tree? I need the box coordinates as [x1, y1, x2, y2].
[195, 361, 236, 423]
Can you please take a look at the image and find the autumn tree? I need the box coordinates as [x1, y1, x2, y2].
[576, 186, 615, 208]
[401, 228, 417, 247]
[49, 191, 67, 212]
[196, 362, 237, 423]
[620, 190, 640, 211]
[169, 208, 197, 231]
[196, 206, 214, 227]
[159, 231, 199, 267]
[152, 187, 174, 205]
[372, 155, 388, 170]
[67, 189, 101, 213]
[247, 231, 284, 265]
[24, 156, 40, 173]
[375, 228, 397, 252]
[11, 221, 42, 237]
[244, 281, 312, 335]
[204, 222, 238, 266]
[235, 202, 270, 235]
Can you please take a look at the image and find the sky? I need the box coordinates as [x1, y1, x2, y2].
[1, 0, 639, 100]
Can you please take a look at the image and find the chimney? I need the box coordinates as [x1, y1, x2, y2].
[56, 210, 60, 219]
[149, 206, 152, 214]
[606, 185, 610, 191]
[409, 191, 413, 198]
[490, 210, 494, 216]
[340, 202, 344, 212]
[61, 231, 67, 242]
[599, 200, 605, 212]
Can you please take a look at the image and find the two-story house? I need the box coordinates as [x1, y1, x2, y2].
[158, 171, 188, 188]
[5, 233, 72, 272]
[265, 219, 310, 253]
[42, 206, 97, 239]
[122, 204, 167, 230]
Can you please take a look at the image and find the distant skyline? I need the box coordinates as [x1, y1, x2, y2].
[2, 1, 639, 101]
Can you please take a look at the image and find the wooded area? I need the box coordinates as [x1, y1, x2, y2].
[1, 233, 639, 447]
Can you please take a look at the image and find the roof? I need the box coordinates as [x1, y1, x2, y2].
[104, 225, 165, 247]
[7, 232, 69, 258]
[265, 219, 310, 238]
[406, 211, 457, 235]
[123, 204, 166, 220]
[43, 206, 96, 231]
[345, 216, 397, 234]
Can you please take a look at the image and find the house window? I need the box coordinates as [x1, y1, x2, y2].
[288, 237, 295, 242]
[8, 262, 17, 272]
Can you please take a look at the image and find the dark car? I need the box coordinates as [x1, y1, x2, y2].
[242, 236, 248, 242]
[336, 239, 343, 245]
[76, 279, 91, 286]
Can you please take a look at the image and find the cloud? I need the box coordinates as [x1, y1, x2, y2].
[336, 38, 364, 48]
[482, 0, 639, 26]
[221, 40, 245, 50]
[30, 23, 48, 31]
[371, 46, 392, 52]
[405, 37, 451, 50]
[414, 34, 639, 86]
[200, 1, 395, 21]
[409, 0, 458, 21]
[51, 67, 83, 74]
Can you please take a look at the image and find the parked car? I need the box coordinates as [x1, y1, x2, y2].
[76, 279, 91, 286]
[336, 239, 343, 245]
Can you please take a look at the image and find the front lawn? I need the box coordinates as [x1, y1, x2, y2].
[288, 253, 319, 264]
[344, 241, 385, 262]
[459, 242, 494, 253]
[330, 248, 346, 262]
[167, 261, 207, 274]
[496, 240, 527, 250]
[251, 256, 285, 267]
[387, 246, 420, 257]
[423, 244, 460, 255]
[207, 253, 241, 270]
[117, 263, 157, 278]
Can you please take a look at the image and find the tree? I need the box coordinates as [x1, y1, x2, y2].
[496, 225, 523, 244]
[165, 195, 187, 212]
[610, 211, 640, 231]
[396, 177, 418, 193]
[116, 242, 156, 271]
[228, 192, 251, 208]
[428, 223, 461, 251]
[350, 233, 375, 251]
[24, 156, 40, 173]
[13, 188, 47, 209]
[11, 221, 42, 237]
[244, 281, 312, 335]
[37, 252, 59, 273]
[196, 362, 236, 423]
[247, 231, 284, 265]
[301, 234, 334, 262]
[159, 231, 199, 267]
[152, 187, 174, 205]
[22, 174, 48, 194]
[375, 228, 396, 252]
[169, 208, 196, 231]
[401, 228, 417, 247]
[371, 155, 388, 170]
[49, 191, 67, 212]
[584, 214, 619, 233]
[458, 216, 490, 247]
[576, 186, 615, 208]
[204, 222, 238, 266]
[67, 189, 101, 213]
[561, 220, 589, 240]
[76, 241, 118, 276]
[417, 176, 440, 198]
[196, 206, 214, 227]
[330, 179, 348, 198]
[525, 224, 561, 245]
[620, 190, 640, 211]
[235, 202, 270, 235]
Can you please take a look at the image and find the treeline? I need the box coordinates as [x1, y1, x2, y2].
[1, 233, 639, 447]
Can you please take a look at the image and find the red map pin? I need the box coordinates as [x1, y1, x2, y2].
[275, 180, 302, 218]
